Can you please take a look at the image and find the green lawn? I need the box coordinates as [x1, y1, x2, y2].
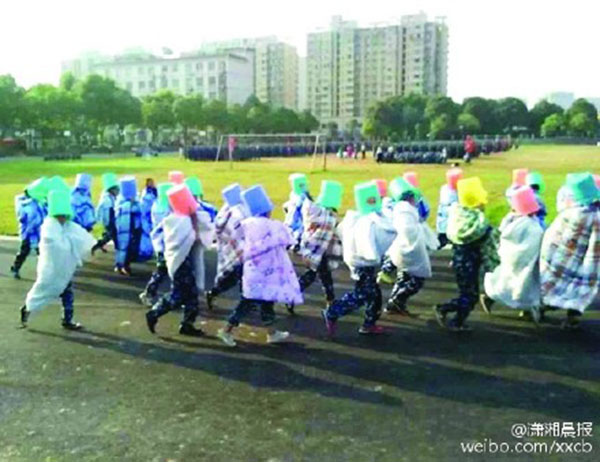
[1, 145, 599, 236]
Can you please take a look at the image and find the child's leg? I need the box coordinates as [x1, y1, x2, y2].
[92, 227, 114, 252]
[298, 268, 317, 293]
[209, 265, 242, 298]
[11, 239, 31, 275]
[437, 233, 448, 249]
[377, 256, 397, 284]
[444, 247, 480, 327]
[60, 282, 80, 329]
[226, 297, 257, 331]
[316, 256, 335, 304]
[325, 267, 377, 323]
[386, 272, 425, 313]
[361, 272, 382, 328]
[144, 252, 168, 298]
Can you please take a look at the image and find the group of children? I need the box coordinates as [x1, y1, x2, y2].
[13, 165, 600, 344]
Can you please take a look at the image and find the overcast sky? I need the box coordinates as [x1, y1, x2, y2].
[1, 0, 598, 105]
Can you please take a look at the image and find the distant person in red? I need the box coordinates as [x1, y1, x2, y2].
[464, 135, 476, 164]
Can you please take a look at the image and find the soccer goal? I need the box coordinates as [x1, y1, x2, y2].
[214, 133, 326, 170]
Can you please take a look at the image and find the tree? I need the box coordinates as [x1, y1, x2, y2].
[77, 75, 141, 137]
[23, 84, 80, 137]
[141, 90, 176, 136]
[541, 113, 566, 137]
[425, 96, 460, 122]
[429, 114, 456, 139]
[457, 112, 481, 134]
[529, 100, 563, 135]
[0, 75, 24, 135]
[494, 97, 530, 134]
[401, 93, 428, 139]
[298, 110, 319, 133]
[567, 98, 598, 122]
[173, 94, 205, 146]
[462, 97, 499, 134]
[568, 113, 596, 137]
[59, 72, 77, 92]
[270, 107, 300, 133]
[204, 99, 229, 135]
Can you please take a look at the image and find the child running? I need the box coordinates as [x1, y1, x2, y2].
[288, 180, 344, 314]
[217, 185, 302, 347]
[145, 184, 214, 337]
[70, 173, 96, 232]
[322, 182, 396, 336]
[482, 186, 544, 322]
[206, 183, 248, 310]
[540, 172, 600, 330]
[92, 173, 120, 254]
[436, 168, 463, 248]
[11, 178, 48, 279]
[19, 189, 95, 330]
[434, 177, 499, 331]
[114, 176, 143, 276]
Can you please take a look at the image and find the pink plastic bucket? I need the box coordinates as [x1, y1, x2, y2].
[510, 186, 540, 216]
[168, 171, 185, 185]
[403, 171, 419, 187]
[167, 184, 197, 216]
[446, 168, 463, 190]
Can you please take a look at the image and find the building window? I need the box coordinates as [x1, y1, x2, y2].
[219, 61, 226, 71]
[138, 66, 144, 74]
[196, 62, 203, 71]
[172, 79, 179, 87]
[172, 64, 178, 72]
[162, 65, 168, 73]
[208, 61, 215, 71]
[185, 63, 192, 72]
[138, 81, 146, 90]
[208, 76, 216, 86]
[196, 77, 203, 86]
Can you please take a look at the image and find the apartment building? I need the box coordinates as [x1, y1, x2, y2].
[306, 14, 449, 128]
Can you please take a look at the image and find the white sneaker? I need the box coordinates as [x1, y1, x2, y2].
[217, 328, 237, 347]
[267, 330, 290, 344]
[138, 292, 154, 307]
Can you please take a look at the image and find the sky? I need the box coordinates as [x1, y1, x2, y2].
[1, 0, 598, 105]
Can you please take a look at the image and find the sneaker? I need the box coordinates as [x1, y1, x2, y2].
[62, 321, 83, 331]
[205, 291, 215, 311]
[447, 319, 472, 332]
[179, 323, 205, 337]
[20, 305, 29, 327]
[479, 294, 494, 315]
[267, 330, 290, 344]
[145, 310, 158, 334]
[113, 266, 120, 273]
[138, 292, 154, 307]
[519, 310, 531, 319]
[321, 309, 337, 337]
[376, 271, 395, 285]
[358, 325, 385, 335]
[10, 266, 21, 280]
[384, 301, 413, 317]
[285, 303, 295, 315]
[433, 305, 447, 328]
[217, 328, 237, 347]
[120, 267, 132, 276]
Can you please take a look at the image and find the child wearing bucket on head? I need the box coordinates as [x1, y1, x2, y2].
[138, 178, 158, 261]
[286, 180, 344, 314]
[145, 184, 215, 337]
[71, 174, 96, 232]
[540, 173, 600, 330]
[205, 183, 248, 311]
[185, 176, 218, 222]
[322, 182, 396, 336]
[92, 173, 120, 254]
[481, 186, 545, 323]
[384, 178, 438, 316]
[505, 168, 528, 203]
[19, 189, 96, 330]
[11, 178, 49, 279]
[436, 168, 463, 249]
[434, 177, 500, 332]
[114, 177, 143, 276]
[403, 171, 431, 223]
[139, 182, 174, 306]
[283, 173, 311, 250]
[217, 185, 302, 347]
[525, 172, 547, 229]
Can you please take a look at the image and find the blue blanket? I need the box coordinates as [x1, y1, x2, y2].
[96, 192, 116, 229]
[115, 198, 149, 266]
[71, 188, 96, 231]
[17, 198, 46, 247]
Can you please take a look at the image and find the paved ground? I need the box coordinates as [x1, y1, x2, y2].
[0, 238, 598, 462]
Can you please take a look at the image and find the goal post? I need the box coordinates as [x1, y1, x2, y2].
[214, 133, 325, 170]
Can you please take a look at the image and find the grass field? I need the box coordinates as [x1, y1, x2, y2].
[0, 145, 599, 462]
[1, 145, 599, 236]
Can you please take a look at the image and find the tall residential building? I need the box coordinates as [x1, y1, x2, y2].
[307, 14, 449, 128]
[198, 37, 299, 110]
[546, 92, 575, 110]
[62, 49, 254, 105]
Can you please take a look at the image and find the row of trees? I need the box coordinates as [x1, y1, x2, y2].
[362, 94, 599, 140]
[0, 73, 320, 150]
